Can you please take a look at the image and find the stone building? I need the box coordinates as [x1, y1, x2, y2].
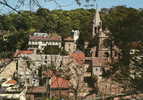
[14, 50, 74, 87]
[91, 8, 119, 78]
[92, 8, 111, 58]
[14, 50, 40, 87]
[64, 30, 80, 54]
[64, 37, 77, 54]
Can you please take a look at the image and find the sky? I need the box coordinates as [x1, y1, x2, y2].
[46, 0, 143, 10]
[0, 0, 143, 13]
[30, 0, 143, 10]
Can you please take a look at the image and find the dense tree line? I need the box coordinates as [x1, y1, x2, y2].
[0, 8, 95, 58]
[0, 6, 143, 59]
[0, 8, 95, 37]
[103, 6, 143, 94]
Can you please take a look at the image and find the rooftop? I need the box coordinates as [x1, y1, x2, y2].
[29, 33, 62, 41]
[14, 50, 33, 57]
[5, 80, 17, 85]
[70, 50, 85, 64]
[50, 76, 70, 89]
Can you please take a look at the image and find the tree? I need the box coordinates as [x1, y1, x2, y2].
[103, 6, 143, 94]
[0, 31, 29, 58]
[44, 45, 61, 55]
[44, 45, 68, 55]
[0, 0, 96, 14]
[104, 6, 143, 64]
[12, 11, 33, 31]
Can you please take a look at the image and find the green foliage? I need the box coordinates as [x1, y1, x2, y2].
[0, 51, 12, 58]
[0, 8, 95, 57]
[103, 6, 143, 65]
[44, 45, 61, 55]
[43, 45, 68, 55]
[102, 6, 143, 92]
[0, 6, 143, 60]
[0, 31, 28, 58]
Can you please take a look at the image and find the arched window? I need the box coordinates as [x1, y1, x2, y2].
[114, 51, 118, 57]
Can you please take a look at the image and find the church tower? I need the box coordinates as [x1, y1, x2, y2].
[92, 8, 111, 58]
[92, 7, 102, 38]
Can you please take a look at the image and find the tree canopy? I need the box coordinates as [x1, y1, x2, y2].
[103, 6, 143, 92]
[0, 8, 95, 58]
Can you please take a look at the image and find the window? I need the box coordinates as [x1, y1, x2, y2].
[42, 41, 46, 44]
[104, 52, 109, 57]
[42, 46, 45, 48]
[114, 51, 118, 57]
[45, 56, 47, 59]
[45, 61, 47, 64]
[95, 27, 97, 32]
[27, 79, 30, 84]
[103, 39, 109, 48]
[68, 43, 71, 47]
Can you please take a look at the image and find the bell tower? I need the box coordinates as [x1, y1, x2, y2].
[92, 7, 102, 38]
[92, 7, 110, 58]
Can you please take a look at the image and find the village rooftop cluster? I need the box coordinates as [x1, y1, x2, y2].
[0, 8, 142, 100]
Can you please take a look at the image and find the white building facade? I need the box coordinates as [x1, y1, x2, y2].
[28, 32, 62, 50]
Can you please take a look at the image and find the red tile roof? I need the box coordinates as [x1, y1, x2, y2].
[14, 50, 33, 57]
[29, 35, 61, 41]
[5, 80, 17, 85]
[43, 70, 54, 77]
[50, 76, 70, 89]
[130, 41, 142, 48]
[70, 50, 85, 64]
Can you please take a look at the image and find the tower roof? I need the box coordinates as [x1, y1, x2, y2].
[92, 6, 102, 37]
[93, 8, 102, 27]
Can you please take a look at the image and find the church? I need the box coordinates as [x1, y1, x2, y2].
[91, 8, 119, 78]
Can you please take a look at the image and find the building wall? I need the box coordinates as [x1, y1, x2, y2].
[28, 33, 78, 54]
[64, 42, 76, 53]
[28, 40, 62, 50]
[0, 61, 16, 79]
[41, 55, 72, 67]
[17, 58, 39, 87]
